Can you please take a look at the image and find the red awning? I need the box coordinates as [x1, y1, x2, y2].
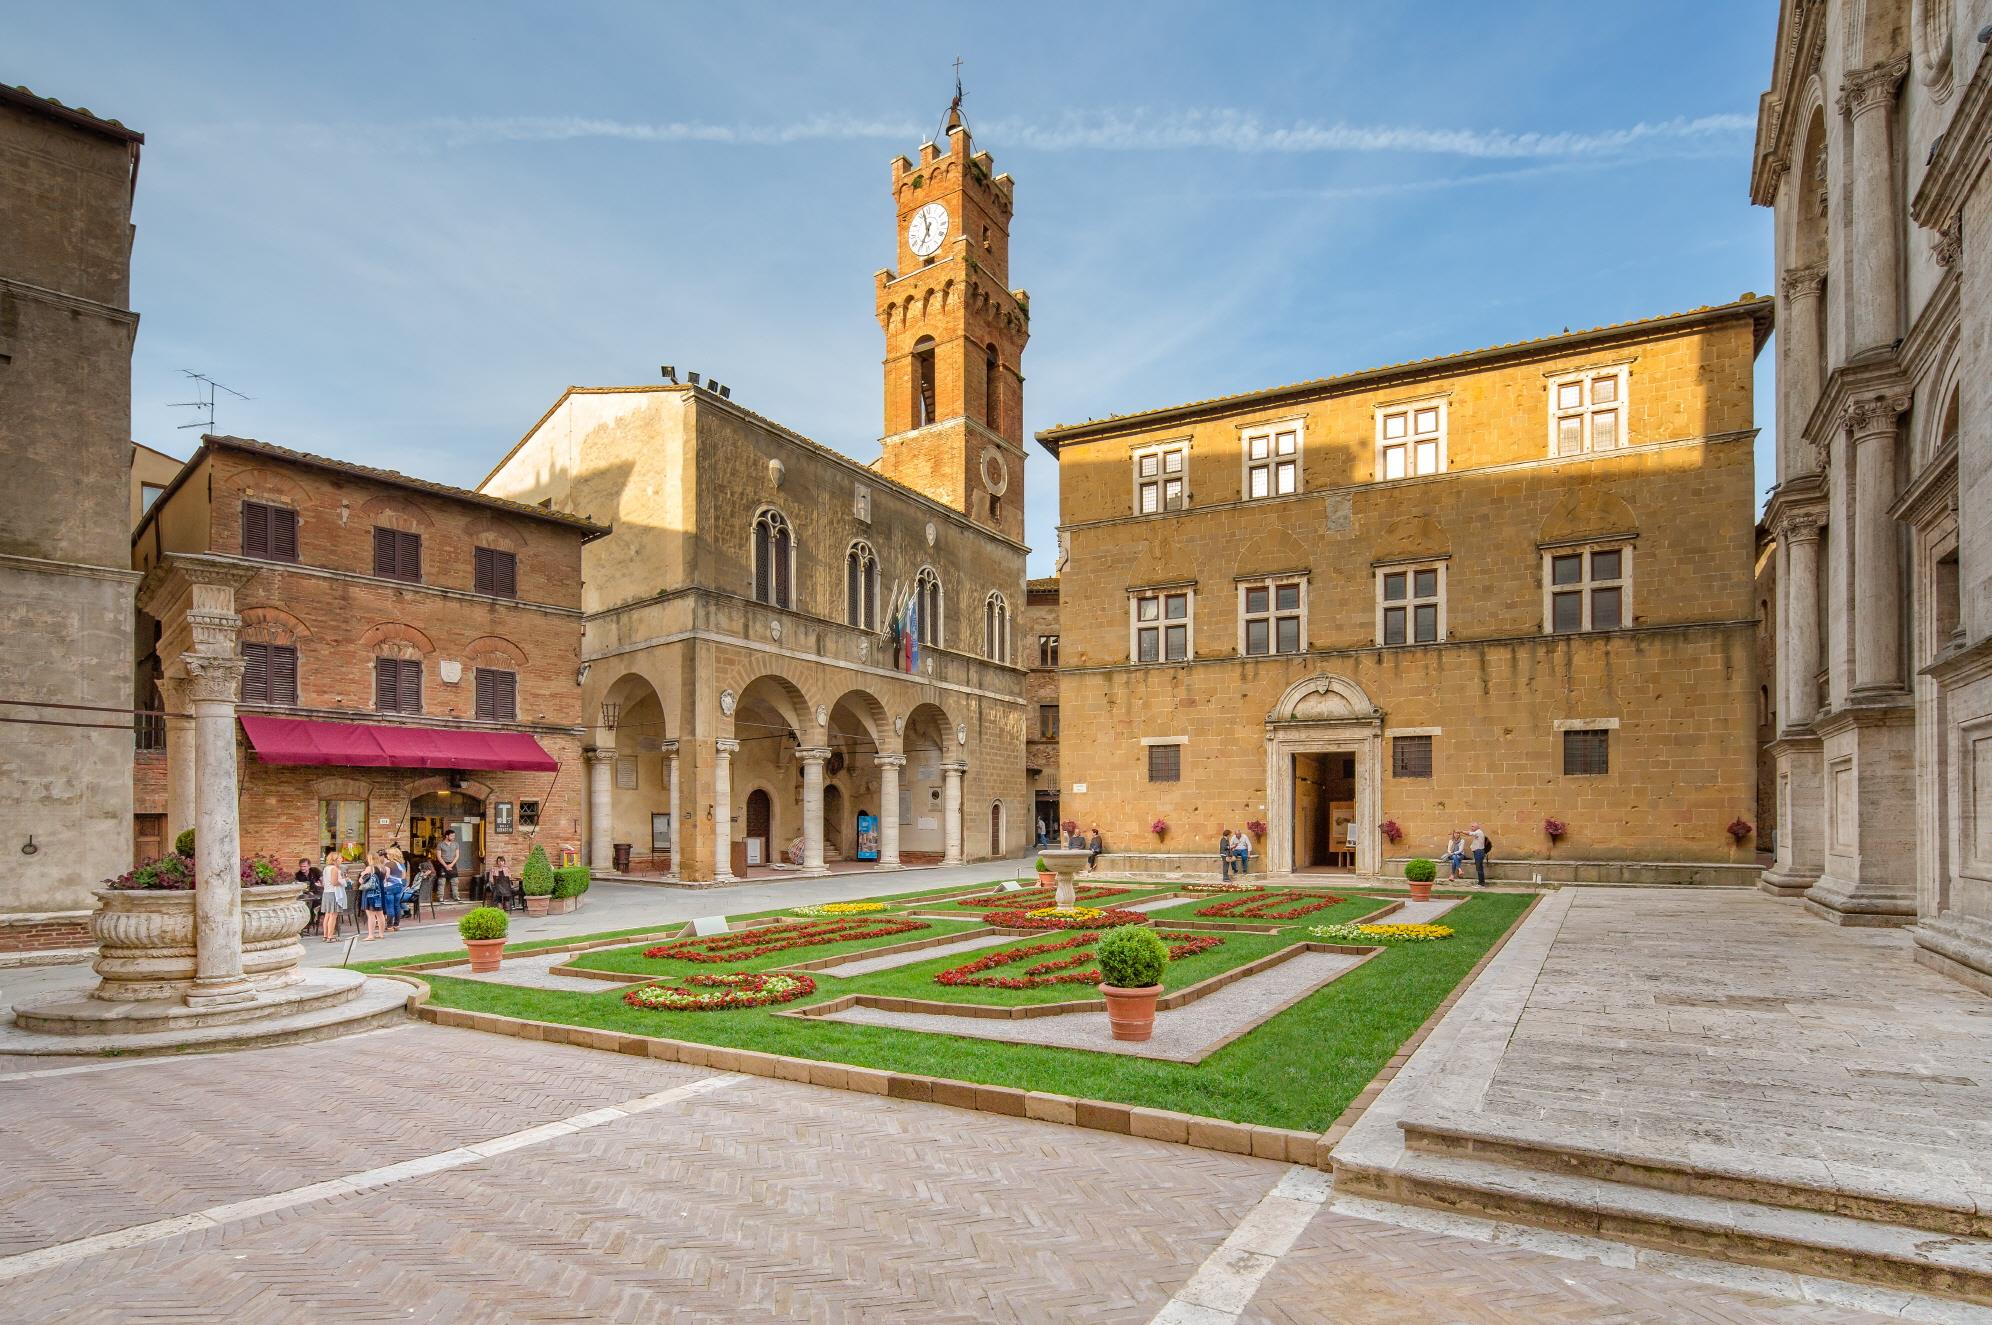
[239, 715, 558, 772]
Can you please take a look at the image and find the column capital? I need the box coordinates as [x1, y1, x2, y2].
[1838, 57, 1908, 116]
[796, 745, 832, 765]
[873, 753, 907, 769]
[661, 739, 679, 757]
[1779, 262, 1826, 301]
[1843, 391, 1911, 441]
[585, 748, 618, 767]
[940, 760, 967, 775]
[714, 738, 741, 756]
[181, 652, 246, 704]
[1774, 511, 1825, 546]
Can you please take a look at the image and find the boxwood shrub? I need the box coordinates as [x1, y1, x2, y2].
[458, 906, 509, 941]
[1404, 857, 1438, 884]
[1096, 925, 1169, 989]
[552, 865, 591, 899]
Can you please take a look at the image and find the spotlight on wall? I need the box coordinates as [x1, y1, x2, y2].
[718, 384, 732, 400]
[688, 371, 702, 388]
[660, 365, 678, 384]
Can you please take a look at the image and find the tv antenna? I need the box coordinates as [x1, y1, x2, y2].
[167, 370, 251, 433]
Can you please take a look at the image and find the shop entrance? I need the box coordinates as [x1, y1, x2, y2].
[411, 790, 485, 877]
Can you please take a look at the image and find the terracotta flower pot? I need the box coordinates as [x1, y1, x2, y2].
[1408, 881, 1434, 902]
[1101, 983, 1161, 1042]
[1036, 871, 1057, 887]
[464, 937, 506, 973]
[525, 894, 552, 917]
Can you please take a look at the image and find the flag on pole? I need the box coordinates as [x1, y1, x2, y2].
[905, 592, 920, 673]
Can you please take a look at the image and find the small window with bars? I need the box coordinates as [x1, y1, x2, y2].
[473, 546, 518, 597]
[1550, 368, 1627, 456]
[241, 501, 299, 563]
[1147, 743, 1182, 783]
[1563, 728, 1610, 775]
[373, 527, 423, 583]
[474, 667, 518, 722]
[1133, 590, 1191, 663]
[1378, 403, 1444, 480]
[1134, 444, 1187, 514]
[1241, 580, 1304, 656]
[1244, 427, 1299, 499]
[374, 656, 423, 714]
[1379, 564, 1443, 645]
[1548, 547, 1628, 633]
[240, 642, 298, 706]
[1391, 734, 1434, 778]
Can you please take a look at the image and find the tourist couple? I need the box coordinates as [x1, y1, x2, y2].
[1217, 828, 1253, 880]
[1441, 824, 1493, 887]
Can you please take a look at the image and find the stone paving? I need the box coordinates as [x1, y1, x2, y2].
[0, 1021, 1916, 1322]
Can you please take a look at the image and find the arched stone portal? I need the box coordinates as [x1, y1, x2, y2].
[1264, 674, 1385, 878]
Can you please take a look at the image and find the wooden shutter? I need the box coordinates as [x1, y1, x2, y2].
[271, 645, 298, 705]
[474, 547, 494, 594]
[496, 669, 516, 720]
[398, 657, 422, 713]
[242, 501, 270, 557]
[374, 657, 397, 710]
[241, 643, 269, 703]
[271, 508, 298, 562]
[475, 668, 517, 721]
[474, 547, 515, 597]
[373, 527, 396, 577]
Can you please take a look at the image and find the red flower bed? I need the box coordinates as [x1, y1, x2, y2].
[643, 916, 928, 963]
[984, 907, 1149, 930]
[934, 931, 1224, 989]
[1194, 890, 1344, 920]
[622, 971, 817, 1011]
[952, 884, 1129, 910]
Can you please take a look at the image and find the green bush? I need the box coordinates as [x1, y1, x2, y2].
[520, 844, 555, 896]
[552, 865, 591, 899]
[173, 828, 195, 857]
[1404, 858, 1438, 884]
[1034, 856, 1049, 873]
[1096, 925, 1169, 989]
[458, 907, 509, 941]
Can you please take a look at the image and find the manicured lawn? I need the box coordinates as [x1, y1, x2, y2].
[362, 882, 1531, 1131]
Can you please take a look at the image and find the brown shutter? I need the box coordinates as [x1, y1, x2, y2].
[273, 645, 298, 705]
[242, 501, 269, 557]
[474, 668, 493, 720]
[374, 657, 396, 710]
[399, 658, 421, 713]
[241, 643, 268, 703]
[400, 533, 422, 582]
[473, 546, 493, 594]
[499, 669, 517, 721]
[497, 550, 516, 597]
[373, 528, 395, 577]
[272, 508, 298, 562]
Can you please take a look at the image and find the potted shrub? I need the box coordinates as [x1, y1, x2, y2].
[520, 844, 556, 916]
[1097, 924, 1169, 1042]
[550, 864, 591, 913]
[1035, 856, 1056, 887]
[1403, 857, 1437, 902]
[459, 906, 509, 972]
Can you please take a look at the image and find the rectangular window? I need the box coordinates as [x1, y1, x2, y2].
[1147, 743, 1182, 782]
[1377, 401, 1446, 480]
[1039, 704, 1060, 739]
[240, 500, 299, 563]
[374, 657, 422, 714]
[1132, 590, 1192, 663]
[140, 482, 167, 512]
[1240, 579, 1305, 656]
[474, 667, 518, 722]
[240, 642, 298, 706]
[1134, 443, 1188, 514]
[1392, 735, 1433, 778]
[373, 527, 422, 583]
[1243, 425, 1300, 499]
[1378, 563, 1444, 645]
[1548, 367, 1629, 457]
[1547, 546, 1630, 634]
[1563, 729, 1610, 775]
[473, 546, 518, 597]
[1037, 635, 1060, 668]
[320, 798, 365, 858]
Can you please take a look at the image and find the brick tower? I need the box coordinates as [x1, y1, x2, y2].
[873, 106, 1029, 542]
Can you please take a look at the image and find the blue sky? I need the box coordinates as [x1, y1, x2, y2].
[17, 1, 1776, 575]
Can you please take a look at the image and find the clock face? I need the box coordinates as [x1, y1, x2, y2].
[907, 202, 949, 257]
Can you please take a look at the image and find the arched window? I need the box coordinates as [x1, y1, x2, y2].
[983, 343, 1000, 430]
[846, 540, 878, 630]
[984, 591, 1009, 663]
[914, 566, 942, 647]
[913, 337, 937, 428]
[753, 508, 793, 609]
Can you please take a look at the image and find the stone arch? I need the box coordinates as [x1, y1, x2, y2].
[463, 634, 528, 671]
[734, 672, 815, 743]
[311, 776, 374, 800]
[1373, 514, 1449, 565]
[360, 622, 436, 657]
[403, 775, 494, 801]
[1791, 99, 1829, 270]
[1537, 489, 1637, 545]
[464, 513, 527, 551]
[1268, 673, 1380, 725]
[829, 688, 893, 755]
[1919, 351, 1962, 468]
[223, 465, 309, 509]
[1264, 674, 1386, 878]
[238, 605, 312, 647]
[356, 492, 434, 531]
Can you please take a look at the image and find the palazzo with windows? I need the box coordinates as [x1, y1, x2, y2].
[1041, 299, 1771, 881]
[479, 106, 1030, 881]
[130, 434, 597, 879]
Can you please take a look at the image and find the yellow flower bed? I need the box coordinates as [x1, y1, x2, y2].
[1023, 905, 1104, 922]
[791, 901, 889, 917]
[1309, 922, 1455, 943]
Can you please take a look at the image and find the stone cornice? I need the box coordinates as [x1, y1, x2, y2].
[1910, 46, 1992, 229]
[1926, 633, 1992, 687]
[0, 275, 138, 327]
[0, 551, 142, 586]
[1802, 355, 1911, 451]
[1898, 268, 1961, 382]
[155, 552, 584, 620]
[1751, 0, 1828, 204]
[1889, 437, 1959, 526]
[1811, 699, 1917, 736]
[1762, 469, 1828, 531]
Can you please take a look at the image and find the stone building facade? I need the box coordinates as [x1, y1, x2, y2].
[1041, 300, 1772, 882]
[132, 435, 598, 881]
[1023, 576, 1060, 839]
[0, 86, 146, 918]
[1751, 0, 1992, 992]
[480, 110, 1030, 883]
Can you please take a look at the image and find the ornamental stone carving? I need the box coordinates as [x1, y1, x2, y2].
[815, 704, 829, 726]
[719, 688, 736, 717]
[1837, 58, 1909, 117]
[1844, 393, 1912, 439]
[1932, 212, 1962, 268]
[1780, 263, 1827, 300]
[182, 653, 247, 704]
[86, 884, 307, 1004]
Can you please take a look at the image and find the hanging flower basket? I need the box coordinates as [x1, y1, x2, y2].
[1151, 818, 1168, 839]
[1245, 819, 1267, 838]
[1727, 818, 1754, 844]
[1380, 819, 1404, 845]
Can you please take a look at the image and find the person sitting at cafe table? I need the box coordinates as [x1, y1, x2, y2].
[485, 855, 519, 910]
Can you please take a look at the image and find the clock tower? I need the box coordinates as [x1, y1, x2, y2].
[874, 107, 1029, 542]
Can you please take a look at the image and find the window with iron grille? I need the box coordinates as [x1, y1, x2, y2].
[1563, 729, 1610, 775]
[373, 527, 423, 582]
[241, 500, 299, 563]
[1392, 734, 1433, 778]
[374, 657, 422, 714]
[1147, 743, 1182, 782]
[473, 546, 518, 597]
[241, 642, 299, 706]
[474, 667, 518, 722]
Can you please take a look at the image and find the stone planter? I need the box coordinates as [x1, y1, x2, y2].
[1407, 880, 1434, 902]
[464, 937, 506, 973]
[525, 894, 552, 917]
[549, 896, 582, 915]
[89, 883, 308, 1002]
[1101, 983, 1161, 1042]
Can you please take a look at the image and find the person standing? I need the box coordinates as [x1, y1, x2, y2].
[1218, 829, 1235, 880]
[1468, 823, 1490, 888]
[383, 850, 407, 931]
[320, 852, 347, 943]
[436, 829, 461, 903]
[360, 853, 388, 941]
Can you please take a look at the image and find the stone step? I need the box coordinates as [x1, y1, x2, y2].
[1332, 1144, 1992, 1306]
[1400, 1116, 1989, 1239]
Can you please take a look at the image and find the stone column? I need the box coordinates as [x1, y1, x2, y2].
[1780, 515, 1824, 729]
[712, 738, 738, 883]
[663, 741, 680, 880]
[182, 651, 255, 1008]
[1779, 264, 1827, 468]
[585, 749, 616, 874]
[797, 746, 830, 877]
[158, 672, 196, 844]
[940, 760, 966, 867]
[874, 753, 904, 869]
[1839, 60, 1909, 354]
[1847, 394, 1910, 699]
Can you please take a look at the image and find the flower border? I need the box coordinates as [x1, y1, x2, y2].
[1194, 890, 1345, 921]
[622, 971, 819, 1011]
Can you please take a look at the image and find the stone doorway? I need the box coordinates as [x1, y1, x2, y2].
[745, 788, 772, 867]
[1264, 675, 1383, 878]
[1292, 752, 1357, 872]
[823, 783, 845, 858]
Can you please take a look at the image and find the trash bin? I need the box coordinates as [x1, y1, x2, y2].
[612, 842, 632, 873]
